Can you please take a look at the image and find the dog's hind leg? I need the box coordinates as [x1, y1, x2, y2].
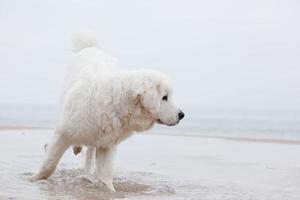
[85, 147, 95, 174]
[29, 132, 70, 182]
[95, 146, 117, 192]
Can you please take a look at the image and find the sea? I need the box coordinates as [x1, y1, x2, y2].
[1, 104, 299, 142]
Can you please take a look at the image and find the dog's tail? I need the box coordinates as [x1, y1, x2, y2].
[72, 30, 97, 52]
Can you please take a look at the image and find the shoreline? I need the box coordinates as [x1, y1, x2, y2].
[221, 136, 300, 145]
[148, 132, 300, 145]
[1, 126, 299, 145]
[0, 126, 53, 130]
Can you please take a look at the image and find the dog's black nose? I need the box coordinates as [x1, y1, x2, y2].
[178, 110, 185, 120]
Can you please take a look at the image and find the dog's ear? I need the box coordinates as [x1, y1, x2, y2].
[140, 86, 160, 113]
[133, 82, 161, 114]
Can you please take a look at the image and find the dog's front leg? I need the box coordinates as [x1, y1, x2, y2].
[95, 146, 117, 192]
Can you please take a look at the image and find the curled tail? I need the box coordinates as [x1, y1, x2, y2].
[72, 30, 97, 52]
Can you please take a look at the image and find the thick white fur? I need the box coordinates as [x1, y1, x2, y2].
[29, 31, 183, 191]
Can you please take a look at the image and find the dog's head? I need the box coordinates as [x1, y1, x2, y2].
[130, 70, 184, 130]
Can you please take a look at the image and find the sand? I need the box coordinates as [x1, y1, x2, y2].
[0, 129, 299, 200]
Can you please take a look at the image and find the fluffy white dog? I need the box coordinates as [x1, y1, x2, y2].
[29, 31, 185, 191]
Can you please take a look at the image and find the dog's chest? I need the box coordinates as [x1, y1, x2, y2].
[92, 123, 133, 148]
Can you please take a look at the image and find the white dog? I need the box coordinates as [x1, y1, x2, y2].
[29, 31, 185, 191]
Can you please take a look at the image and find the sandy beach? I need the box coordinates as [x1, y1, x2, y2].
[0, 129, 299, 200]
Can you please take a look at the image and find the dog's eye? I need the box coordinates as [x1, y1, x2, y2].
[162, 95, 168, 101]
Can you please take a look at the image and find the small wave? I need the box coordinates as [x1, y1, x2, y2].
[22, 169, 176, 200]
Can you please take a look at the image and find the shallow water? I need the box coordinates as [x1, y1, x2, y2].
[0, 130, 179, 200]
[21, 170, 175, 200]
[0, 130, 300, 200]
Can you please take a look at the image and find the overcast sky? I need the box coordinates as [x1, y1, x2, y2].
[0, 0, 299, 110]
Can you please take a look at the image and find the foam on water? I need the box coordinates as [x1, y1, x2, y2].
[19, 170, 175, 200]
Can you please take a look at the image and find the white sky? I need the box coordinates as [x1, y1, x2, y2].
[0, 0, 299, 110]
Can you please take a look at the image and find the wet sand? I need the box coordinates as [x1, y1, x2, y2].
[0, 129, 299, 200]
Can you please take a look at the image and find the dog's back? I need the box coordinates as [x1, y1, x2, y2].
[65, 31, 118, 84]
[61, 31, 118, 102]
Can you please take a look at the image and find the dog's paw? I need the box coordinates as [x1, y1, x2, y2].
[28, 175, 39, 182]
[99, 178, 116, 192]
[105, 182, 116, 192]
